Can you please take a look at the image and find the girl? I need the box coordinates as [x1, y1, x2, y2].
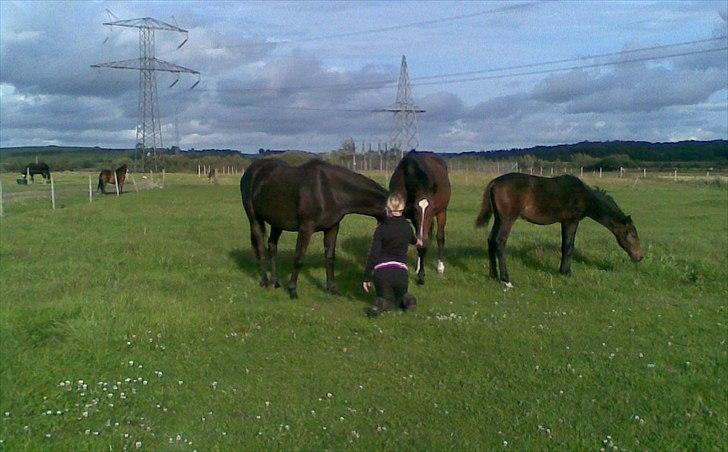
[362, 193, 418, 317]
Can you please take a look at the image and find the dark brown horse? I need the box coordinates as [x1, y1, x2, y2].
[475, 173, 644, 286]
[389, 151, 451, 285]
[20, 162, 51, 182]
[241, 158, 388, 299]
[98, 164, 128, 194]
[208, 167, 217, 183]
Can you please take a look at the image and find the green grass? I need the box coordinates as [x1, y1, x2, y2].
[1, 172, 726, 450]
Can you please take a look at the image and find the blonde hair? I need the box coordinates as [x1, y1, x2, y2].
[386, 193, 405, 214]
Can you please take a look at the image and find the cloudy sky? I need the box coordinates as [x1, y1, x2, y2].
[1, 1, 726, 152]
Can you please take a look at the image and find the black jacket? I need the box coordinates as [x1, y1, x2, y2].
[363, 216, 416, 280]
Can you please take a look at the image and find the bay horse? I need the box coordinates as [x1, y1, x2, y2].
[475, 173, 644, 286]
[241, 158, 388, 299]
[97, 164, 128, 194]
[389, 151, 451, 285]
[20, 162, 51, 182]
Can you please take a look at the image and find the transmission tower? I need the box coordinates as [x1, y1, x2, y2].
[92, 17, 200, 171]
[382, 55, 425, 158]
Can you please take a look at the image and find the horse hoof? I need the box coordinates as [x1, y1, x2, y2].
[259, 279, 270, 288]
[416, 277, 425, 286]
[272, 280, 281, 288]
[326, 285, 339, 295]
[288, 288, 298, 299]
[436, 260, 445, 275]
[501, 281, 514, 290]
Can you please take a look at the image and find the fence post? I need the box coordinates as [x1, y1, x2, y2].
[27, 167, 31, 184]
[50, 176, 56, 209]
[0, 180, 3, 217]
[162, 169, 166, 188]
[113, 170, 120, 196]
[131, 174, 138, 192]
[580, 167, 583, 177]
[599, 167, 603, 178]
[674, 169, 677, 182]
[88, 176, 93, 203]
[197, 164, 200, 177]
[619, 167, 623, 178]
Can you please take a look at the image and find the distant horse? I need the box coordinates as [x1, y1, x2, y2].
[208, 167, 217, 183]
[475, 173, 644, 286]
[389, 151, 451, 285]
[241, 158, 388, 299]
[20, 162, 51, 182]
[98, 164, 128, 194]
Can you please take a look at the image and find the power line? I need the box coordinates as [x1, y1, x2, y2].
[410, 46, 727, 87]
[198, 42, 727, 95]
[158, 1, 539, 55]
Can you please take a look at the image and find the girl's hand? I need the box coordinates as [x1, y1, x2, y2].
[362, 281, 372, 293]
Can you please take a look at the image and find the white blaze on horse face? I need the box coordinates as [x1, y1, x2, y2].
[416, 198, 430, 247]
[436, 259, 445, 274]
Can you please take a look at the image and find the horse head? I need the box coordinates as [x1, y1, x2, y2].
[611, 215, 644, 262]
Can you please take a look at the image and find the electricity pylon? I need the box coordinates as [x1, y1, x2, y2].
[382, 55, 424, 158]
[92, 17, 200, 171]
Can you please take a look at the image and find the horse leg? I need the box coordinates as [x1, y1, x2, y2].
[559, 221, 579, 275]
[250, 220, 269, 287]
[494, 218, 515, 286]
[288, 225, 314, 299]
[267, 227, 283, 288]
[416, 242, 428, 285]
[435, 210, 447, 275]
[487, 216, 501, 279]
[323, 223, 340, 295]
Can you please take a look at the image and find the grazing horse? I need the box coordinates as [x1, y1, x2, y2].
[241, 158, 388, 299]
[20, 162, 51, 182]
[97, 164, 128, 194]
[475, 173, 644, 286]
[389, 151, 451, 285]
[208, 167, 217, 183]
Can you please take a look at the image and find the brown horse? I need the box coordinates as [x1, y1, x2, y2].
[98, 164, 128, 194]
[208, 167, 217, 183]
[389, 151, 451, 285]
[475, 173, 644, 286]
[241, 158, 388, 299]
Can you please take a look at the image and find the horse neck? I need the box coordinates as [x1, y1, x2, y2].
[586, 191, 623, 230]
[339, 176, 387, 219]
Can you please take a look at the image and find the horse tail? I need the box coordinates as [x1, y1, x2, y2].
[475, 181, 495, 227]
[97, 176, 104, 192]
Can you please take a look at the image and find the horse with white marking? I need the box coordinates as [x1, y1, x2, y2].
[389, 150, 451, 285]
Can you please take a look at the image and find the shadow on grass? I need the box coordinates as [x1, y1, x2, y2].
[228, 247, 370, 303]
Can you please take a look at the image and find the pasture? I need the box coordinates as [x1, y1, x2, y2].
[0, 171, 726, 450]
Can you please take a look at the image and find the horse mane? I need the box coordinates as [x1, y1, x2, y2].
[390, 152, 435, 192]
[591, 186, 627, 221]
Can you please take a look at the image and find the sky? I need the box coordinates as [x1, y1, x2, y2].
[1, 0, 726, 152]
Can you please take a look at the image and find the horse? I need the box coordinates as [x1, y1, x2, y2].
[388, 150, 451, 285]
[208, 167, 217, 183]
[475, 173, 644, 286]
[241, 158, 388, 299]
[20, 162, 51, 182]
[97, 164, 128, 194]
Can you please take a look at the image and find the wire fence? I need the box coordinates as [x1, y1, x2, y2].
[0, 170, 165, 217]
[1, 162, 724, 218]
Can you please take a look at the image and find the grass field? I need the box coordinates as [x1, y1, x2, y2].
[1, 171, 726, 450]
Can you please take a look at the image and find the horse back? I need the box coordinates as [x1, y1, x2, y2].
[491, 173, 589, 224]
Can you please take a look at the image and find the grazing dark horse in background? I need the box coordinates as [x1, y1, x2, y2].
[241, 158, 388, 299]
[98, 164, 128, 194]
[389, 151, 451, 285]
[208, 167, 217, 183]
[20, 162, 51, 182]
[475, 173, 644, 286]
